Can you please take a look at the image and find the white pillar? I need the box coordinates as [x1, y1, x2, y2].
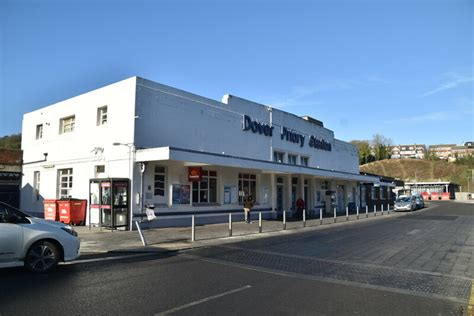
[270, 173, 276, 212]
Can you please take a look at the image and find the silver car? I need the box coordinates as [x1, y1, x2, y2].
[394, 196, 417, 212]
[0, 202, 81, 273]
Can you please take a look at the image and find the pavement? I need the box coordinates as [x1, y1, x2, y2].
[76, 207, 412, 256]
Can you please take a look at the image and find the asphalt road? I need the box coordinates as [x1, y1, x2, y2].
[0, 201, 472, 316]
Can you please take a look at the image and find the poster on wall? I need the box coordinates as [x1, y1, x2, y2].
[172, 184, 190, 204]
[224, 187, 231, 204]
[262, 187, 269, 204]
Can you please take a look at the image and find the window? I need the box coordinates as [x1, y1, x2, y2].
[321, 180, 329, 190]
[380, 187, 386, 199]
[238, 173, 257, 203]
[154, 166, 165, 196]
[95, 165, 105, 173]
[36, 124, 43, 139]
[288, 154, 297, 165]
[58, 168, 73, 198]
[97, 106, 108, 125]
[300, 156, 309, 167]
[273, 151, 284, 163]
[192, 170, 217, 204]
[59, 116, 75, 134]
[33, 171, 40, 201]
[371, 187, 376, 200]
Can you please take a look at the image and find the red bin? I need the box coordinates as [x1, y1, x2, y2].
[441, 192, 450, 200]
[430, 192, 439, 200]
[43, 199, 59, 221]
[57, 199, 87, 225]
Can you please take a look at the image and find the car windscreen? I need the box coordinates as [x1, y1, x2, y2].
[396, 197, 410, 202]
[0, 201, 31, 218]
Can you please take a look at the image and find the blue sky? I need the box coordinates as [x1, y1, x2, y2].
[1, 0, 472, 145]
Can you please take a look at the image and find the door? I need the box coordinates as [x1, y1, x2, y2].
[0, 206, 23, 262]
[276, 177, 284, 211]
[337, 185, 345, 212]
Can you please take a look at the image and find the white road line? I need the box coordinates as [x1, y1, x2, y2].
[64, 252, 159, 265]
[155, 285, 251, 315]
[407, 229, 421, 235]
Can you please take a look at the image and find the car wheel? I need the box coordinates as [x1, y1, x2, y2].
[25, 240, 60, 273]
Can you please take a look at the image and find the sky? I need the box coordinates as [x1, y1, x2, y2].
[1, 0, 473, 146]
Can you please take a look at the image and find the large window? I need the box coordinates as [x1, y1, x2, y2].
[288, 154, 297, 165]
[192, 170, 217, 204]
[58, 168, 73, 198]
[154, 166, 165, 196]
[238, 173, 257, 203]
[33, 171, 40, 201]
[97, 106, 108, 125]
[59, 116, 75, 134]
[273, 151, 284, 163]
[36, 124, 43, 139]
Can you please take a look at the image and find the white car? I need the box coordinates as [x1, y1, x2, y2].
[0, 201, 80, 272]
[394, 196, 417, 212]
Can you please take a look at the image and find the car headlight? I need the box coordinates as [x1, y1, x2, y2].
[61, 225, 78, 237]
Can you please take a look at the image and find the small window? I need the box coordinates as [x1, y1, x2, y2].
[321, 180, 329, 190]
[95, 165, 105, 173]
[288, 155, 297, 165]
[97, 106, 108, 126]
[273, 151, 284, 163]
[59, 116, 75, 134]
[36, 124, 43, 139]
[300, 156, 309, 167]
[33, 171, 40, 201]
[154, 166, 165, 196]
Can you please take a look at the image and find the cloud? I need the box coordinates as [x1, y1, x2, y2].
[260, 75, 390, 109]
[420, 73, 473, 97]
[384, 106, 473, 125]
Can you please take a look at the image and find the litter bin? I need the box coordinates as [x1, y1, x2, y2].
[57, 199, 87, 225]
[44, 199, 59, 221]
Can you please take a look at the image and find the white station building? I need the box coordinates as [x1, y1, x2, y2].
[21, 77, 388, 229]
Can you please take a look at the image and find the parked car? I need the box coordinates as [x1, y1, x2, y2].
[394, 195, 417, 212]
[413, 195, 425, 210]
[0, 201, 80, 273]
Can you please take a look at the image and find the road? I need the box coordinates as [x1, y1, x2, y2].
[0, 201, 473, 315]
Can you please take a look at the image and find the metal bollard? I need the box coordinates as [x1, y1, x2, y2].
[283, 210, 286, 230]
[259, 212, 262, 233]
[366, 205, 368, 218]
[303, 209, 306, 227]
[191, 215, 196, 242]
[346, 206, 349, 221]
[229, 213, 232, 237]
[334, 207, 337, 223]
[357, 206, 359, 220]
[135, 221, 147, 246]
[374, 205, 376, 217]
[320, 208, 323, 225]
[387, 204, 390, 213]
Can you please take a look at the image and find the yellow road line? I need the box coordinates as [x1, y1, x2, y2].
[468, 279, 474, 316]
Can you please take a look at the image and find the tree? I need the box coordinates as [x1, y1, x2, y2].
[371, 134, 392, 161]
[350, 140, 375, 165]
[0, 134, 22, 150]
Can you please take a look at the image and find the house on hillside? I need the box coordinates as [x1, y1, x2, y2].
[389, 144, 426, 159]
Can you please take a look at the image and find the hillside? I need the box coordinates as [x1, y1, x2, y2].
[360, 159, 473, 190]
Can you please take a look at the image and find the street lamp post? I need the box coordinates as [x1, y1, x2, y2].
[113, 142, 135, 231]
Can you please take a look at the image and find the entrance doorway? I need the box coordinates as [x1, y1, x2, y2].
[337, 185, 345, 211]
[276, 177, 284, 211]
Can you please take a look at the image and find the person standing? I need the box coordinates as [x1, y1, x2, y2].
[243, 195, 254, 224]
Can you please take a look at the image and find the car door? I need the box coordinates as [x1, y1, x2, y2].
[0, 205, 24, 262]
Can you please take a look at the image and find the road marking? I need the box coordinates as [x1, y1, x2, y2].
[468, 279, 474, 316]
[407, 229, 421, 235]
[155, 285, 251, 315]
[64, 252, 160, 265]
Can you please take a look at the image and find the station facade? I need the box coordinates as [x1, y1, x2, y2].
[21, 77, 391, 228]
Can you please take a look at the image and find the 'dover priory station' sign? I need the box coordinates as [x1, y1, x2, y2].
[242, 115, 332, 151]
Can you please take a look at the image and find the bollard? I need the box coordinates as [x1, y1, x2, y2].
[135, 221, 147, 246]
[283, 210, 286, 230]
[346, 206, 349, 221]
[191, 215, 196, 242]
[259, 212, 262, 233]
[366, 205, 368, 218]
[303, 209, 306, 227]
[374, 205, 376, 217]
[229, 213, 232, 237]
[387, 204, 390, 213]
[381, 204, 384, 215]
[357, 206, 359, 220]
[320, 208, 323, 225]
[334, 207, 337, 223]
